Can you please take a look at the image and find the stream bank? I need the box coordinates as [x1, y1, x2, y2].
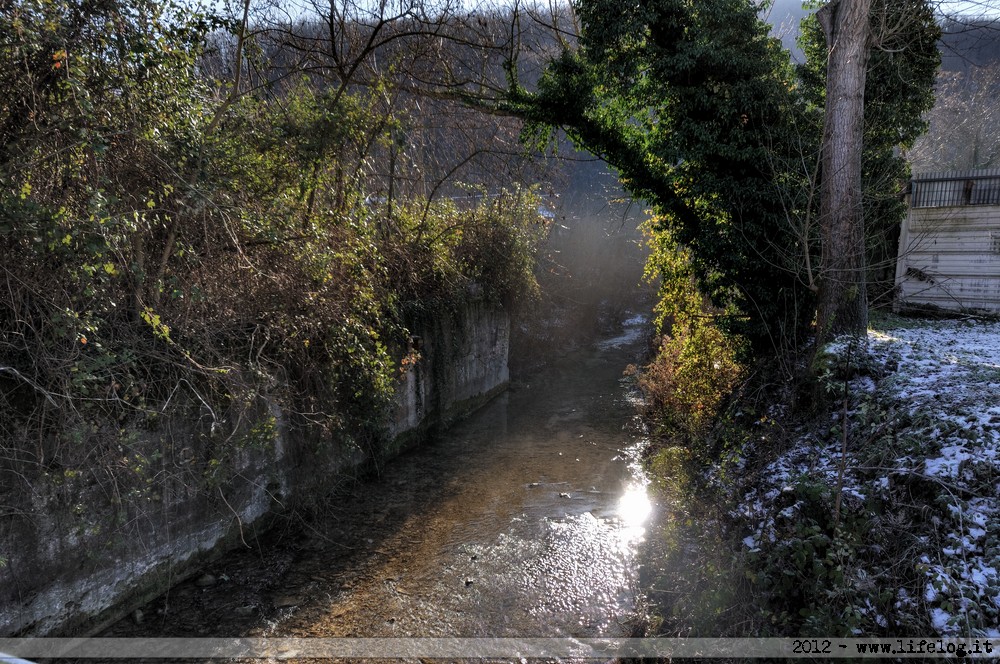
[636, 313, 1000, 643]
[88, 315, 656, 660]
[1, 300, 511, 639]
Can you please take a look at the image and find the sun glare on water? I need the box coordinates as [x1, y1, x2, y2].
[618, 483, 652, 537]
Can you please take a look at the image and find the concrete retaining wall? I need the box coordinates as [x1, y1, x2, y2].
[0, 301, 509, 637]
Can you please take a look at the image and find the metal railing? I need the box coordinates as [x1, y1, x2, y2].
[911, 168, 1000, 208]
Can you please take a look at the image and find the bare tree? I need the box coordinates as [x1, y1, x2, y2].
[909, 63, 1000, 171]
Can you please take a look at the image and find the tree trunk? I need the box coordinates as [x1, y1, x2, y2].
[816, 0, 871, 344]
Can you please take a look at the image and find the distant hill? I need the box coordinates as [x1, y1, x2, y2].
[940, 18, 1000, 70]
[762, 3, 1000, 69]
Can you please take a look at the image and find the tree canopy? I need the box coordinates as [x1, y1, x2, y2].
[512, 0, 940, 351]
[511, 0, 815, 349]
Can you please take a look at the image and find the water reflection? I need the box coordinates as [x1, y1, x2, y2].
[618, 482, 652, 543]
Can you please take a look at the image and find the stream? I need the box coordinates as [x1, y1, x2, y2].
[100, 314, 655, 659]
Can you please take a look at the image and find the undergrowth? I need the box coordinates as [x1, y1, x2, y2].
[639, 313, 1000, 642]
[632, 236, 990, 637]
[632, 226, 758, 640]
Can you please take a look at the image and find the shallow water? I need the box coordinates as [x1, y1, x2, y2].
[101, 316, 654, 659]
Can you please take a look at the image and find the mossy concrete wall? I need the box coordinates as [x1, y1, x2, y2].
[390, 300, 510, 440]
[0, 302, 509, 637]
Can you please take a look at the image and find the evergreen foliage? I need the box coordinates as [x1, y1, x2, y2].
[513, 0, 816, 351]
[513, 0, 940, 353]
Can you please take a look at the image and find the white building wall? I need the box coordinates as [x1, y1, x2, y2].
[895, 169, 1000, 313]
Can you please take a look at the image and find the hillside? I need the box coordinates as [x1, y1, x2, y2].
[941, 17, 1000, 71]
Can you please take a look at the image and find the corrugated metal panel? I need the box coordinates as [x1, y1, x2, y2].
[898, 278, 1000, 310]
[896, 169, 1000, 313]
[903, 238, 999, 253]
[910, 208, 1000, 232]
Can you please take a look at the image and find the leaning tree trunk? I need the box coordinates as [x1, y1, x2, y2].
[816, 0, 871, 344]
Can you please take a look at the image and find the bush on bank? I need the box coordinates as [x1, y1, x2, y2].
[0, 0, 547, 527]
[638, 305, 1000, 638]
[632, 221, 758, 637]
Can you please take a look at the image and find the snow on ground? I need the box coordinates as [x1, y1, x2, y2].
[737, 315, 1000, 636]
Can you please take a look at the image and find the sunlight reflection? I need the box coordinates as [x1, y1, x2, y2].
[617, 483, 652, 544]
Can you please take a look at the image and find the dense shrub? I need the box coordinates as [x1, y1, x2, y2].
[0, 0, 547, 501]
[637, 218, 745, 443]
[640, 322, 743, 441]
